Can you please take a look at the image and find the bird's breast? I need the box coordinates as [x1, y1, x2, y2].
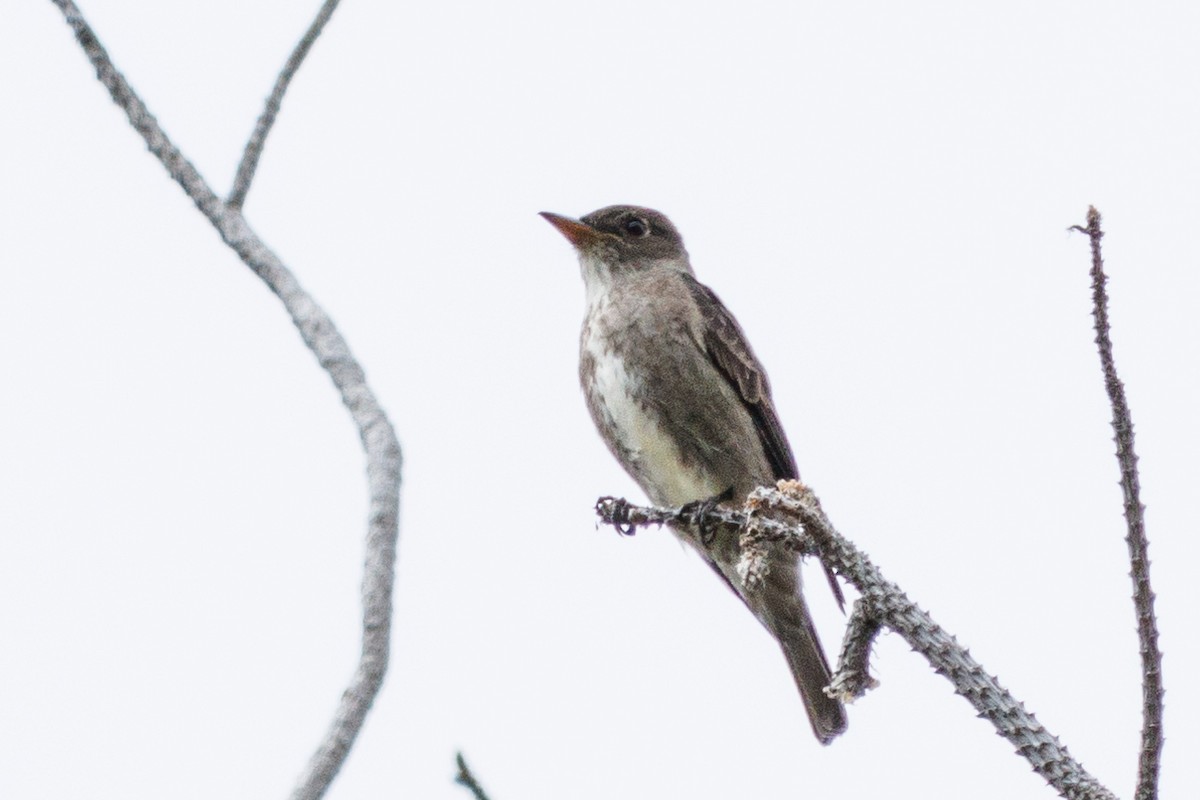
[581, 314, 725, 506]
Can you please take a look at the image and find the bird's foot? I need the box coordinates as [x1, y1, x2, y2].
[680, 487, 735, 547]
[596, 496, 639, 536]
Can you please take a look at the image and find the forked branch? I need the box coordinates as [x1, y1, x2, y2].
[228, 0, 344, 209]
[50, 3, 400, 799]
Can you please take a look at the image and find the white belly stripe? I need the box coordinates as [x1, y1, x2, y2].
[584, 330, 721, 505]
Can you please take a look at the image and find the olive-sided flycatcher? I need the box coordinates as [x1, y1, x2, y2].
[541, 205, 847, 744]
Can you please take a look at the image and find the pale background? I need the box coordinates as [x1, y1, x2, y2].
[2, 2, 1197, 798]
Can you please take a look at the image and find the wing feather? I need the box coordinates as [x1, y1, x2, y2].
[682, 274, 797, 481]
[682, 274, 845, 611]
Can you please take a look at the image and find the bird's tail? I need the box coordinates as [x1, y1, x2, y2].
[745, 556, 847, 745]
[700, 544, 847, 744]
[775, 601, 847, 745]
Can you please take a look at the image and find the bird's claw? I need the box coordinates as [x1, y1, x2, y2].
[596, 496, 638, 536]
[681, 487, 735, 547]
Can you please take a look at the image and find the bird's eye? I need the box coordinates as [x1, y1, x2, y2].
[623, 218, 649, 237]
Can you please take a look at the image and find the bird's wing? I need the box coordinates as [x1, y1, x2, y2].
[682, 273, 845, 611]
[682, 274, 798, 481]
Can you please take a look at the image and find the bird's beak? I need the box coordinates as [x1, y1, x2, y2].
[539, 211, 604, 249]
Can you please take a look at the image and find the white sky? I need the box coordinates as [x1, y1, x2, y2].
[2, 2, 1197, 798]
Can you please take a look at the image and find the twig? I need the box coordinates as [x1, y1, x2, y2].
[228, 0, 343, 209]
[455, 752, 493, 800]
[1072, 206, 1163, 800]
[598, 487, 1118, 800]
[50, 4, 402, 799]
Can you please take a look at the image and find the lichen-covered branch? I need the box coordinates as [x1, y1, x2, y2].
[598, 486, 1117, 800]
[50, 3, 401, 799]
[1073, 206, 1163, 800]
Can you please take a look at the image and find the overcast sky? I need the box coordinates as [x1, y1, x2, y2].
[2, 2, 1197, 798]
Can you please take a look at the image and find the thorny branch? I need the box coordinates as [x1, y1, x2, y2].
[1071, 207, 1163, 800]
[50, 3, 401, 799]
[598, 484, 1118, 800]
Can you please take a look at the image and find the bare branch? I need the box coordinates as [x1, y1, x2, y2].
[598, 487, 1118, 800]
[1074, 206, 1163, 800]
[50, 4, 401, 799]
[455, 753, 493, 800]
[228, 0, 343, 209]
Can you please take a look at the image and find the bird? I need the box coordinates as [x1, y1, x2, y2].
[541, 204, 847, 744]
